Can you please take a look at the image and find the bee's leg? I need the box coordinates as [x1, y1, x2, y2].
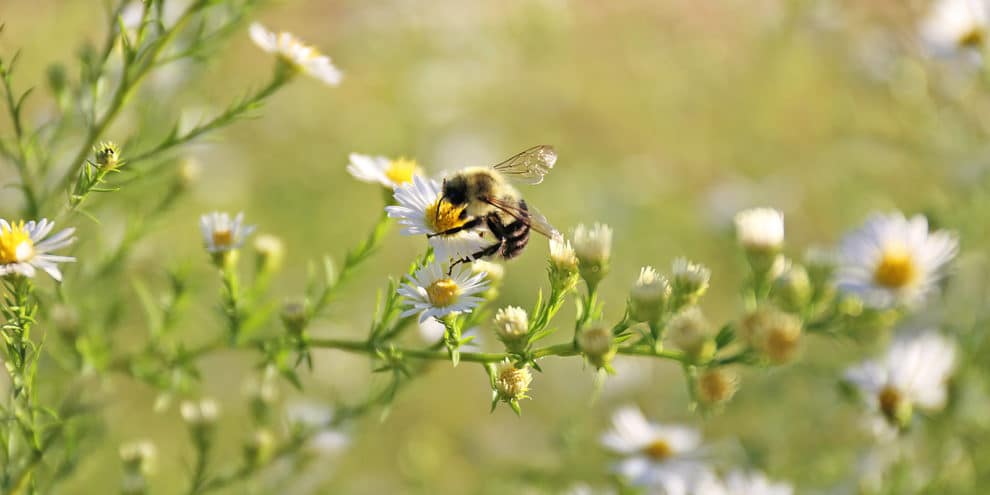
[447, 241, 503, 275]
[427, 216, 484, 238]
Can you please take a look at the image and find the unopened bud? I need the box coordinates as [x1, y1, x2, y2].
[734, 207, 784, 253]
[281, 301, 308, 336]
[740, 306, 802, 364]
[578, 324, 617, 369]
[119, 440, 157, 476]
[573, 223, 612, 289]
[178, 158, 201, 188]
[254, 234, 285, 274]
[667, 307, 715, 363]
[549, 237, 580, 291]
[93, 141, 121, 168]
[774, 262, 811, 310]
[629, 266, 671, 323]
[180, 398, 220, 426]
[493, 306, 529, 352]
[670, 258, 710, 309]
[244, 428, 276, 466]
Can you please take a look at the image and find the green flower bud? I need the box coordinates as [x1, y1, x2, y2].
[573, 223, 612, 290]
[578, 324, 617, 369]
[93, 141, 121, 169]
[629, 266, 671, 323]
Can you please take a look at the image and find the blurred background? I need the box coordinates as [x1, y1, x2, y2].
[3, 0, 990, 493]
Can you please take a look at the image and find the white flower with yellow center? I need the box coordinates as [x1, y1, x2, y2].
[346, 153, 422, 188]
[601, 406, 710, 491]
[845, 331, 957, 428]
[734, 207, 784, 252]
[249, 23, 342, 86]
[398, 261, 489, 323]
[386, 175, 490, 262]
[0, 219, 75, 282]
[200, 212, 255, 254]
[921, 0, 990, 57]
[836, 213, 957, 309]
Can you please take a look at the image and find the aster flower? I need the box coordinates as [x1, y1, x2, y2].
[398, 261, 489, 323]
[346, 153, 421, 188]
[200, 212, 256, 254]
[601, 406, 710, 490]
[0, 219, 76, 282]
[693, 470, 793, 495]
[386, 175, 490, 262]
[921, 0, 989, 58]
[844, 331, 957, 428]
[836, 212, 957, 309]
[734, 207, 784, 252]
[249, 23, 342, 86]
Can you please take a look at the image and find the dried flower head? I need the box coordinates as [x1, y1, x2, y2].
[697, 368, 739, 405]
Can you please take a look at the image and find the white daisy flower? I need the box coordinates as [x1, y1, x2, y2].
[601, 406, 710, 491]
[836, 212, 957, 309]
[921, 0, 989, 57]
[845, 331, 957, 428]
[398, 261, 489, 323]
[0, 219, 76, 282]
[386, 175, 490, 262]
[199, 212, 256, 253]
[346, 153, 421, 188]
[249, 23, 342, 86]
[734, 207, 784, 252]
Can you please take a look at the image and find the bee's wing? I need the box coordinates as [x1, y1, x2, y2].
[483, 197, 562, 240]
[490, 145, 557, 185]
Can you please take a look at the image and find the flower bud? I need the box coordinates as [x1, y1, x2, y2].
[244, 428, 276, 466]
[629, 266, 671, 323]
[740, 306, 802, 364]
[119, 440, 157, 476]
[494, 360, 532, 404]
[573, 223, 612, 289]
[774, 262, 811, 311]
[178, 158, 202, 188]
[734, 207, 784, 253]
[670, 258, 711, 308]
[93, 141, 121, 169]
[254, 234, 285, 274]
[697, 368, 739, 405]
[667, 307, 715, 363]
[578, 324, 617, 369]
[549, 237, 579, 291]
[493, 306, 529, 352]
[281, 301, 308, 337]
[180, 398, 220, 426]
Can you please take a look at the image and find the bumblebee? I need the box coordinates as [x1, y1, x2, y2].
[430, 145, 560, 267]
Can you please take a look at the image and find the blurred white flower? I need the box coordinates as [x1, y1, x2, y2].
[734, 207, 784, 252]
[601, 406, 710, 491]
[921, 0, 989, 57]
[0, 219, 75, 281]
[249, 23, 342, 86]
[721, 470, 793, 495]
[284, 402, 350, 456]
[199, 212, 255, 253]
[398, 262, 489, 323]
[347, 153, 422, 188]
[573, 223, 613, 266]
[386, 175, 490, 262]
[836, 212, 957, 309]
[180, 398, 220, 425]
[845, 331, 957, 428]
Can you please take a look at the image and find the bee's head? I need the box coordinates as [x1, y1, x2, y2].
[440, 175, 469, 207]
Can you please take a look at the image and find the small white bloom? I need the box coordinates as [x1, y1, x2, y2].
[249, 23, 342, 86]
[601, 406, 709, 490]
[199, 212, 255, 253]
[734, 207, 784, 251]
[398, 262, 489, 323]
[573, 223, 613, 265]
[671, 258, 711, 296]
[921, 0, 990, 57]
[180, 398, 220, 425]
[845, 331, 957, 427]
[386, 175, 490, 262]
[346, 153, 421, 188]
[0, 219, 75, 281]
[836, 212, 957, 309]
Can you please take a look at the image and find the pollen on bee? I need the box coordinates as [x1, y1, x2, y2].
[426, 197, 468, 234]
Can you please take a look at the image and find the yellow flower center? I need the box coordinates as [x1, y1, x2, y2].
[212, 229, 234, 249]
[878, 385, 903, 421]
[959, 27, 986, 48]
[425, 198, 468, 234]
[642, 439, 673, 461]
[426, 278, 460, 307]
[385, 158, 419, 185]
[0, 221, 34, 264]
[873, 246, 917, 289]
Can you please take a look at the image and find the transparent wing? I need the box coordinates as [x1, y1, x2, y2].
[483, 197, 561, 240]
[490, 145, 557, 185]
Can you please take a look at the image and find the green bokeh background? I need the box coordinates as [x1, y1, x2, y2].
[2, 0, 990, 493]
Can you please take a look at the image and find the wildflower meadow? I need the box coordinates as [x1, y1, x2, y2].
[2, 0, 990, 493]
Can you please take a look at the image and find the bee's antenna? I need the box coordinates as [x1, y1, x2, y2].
[435, 193, 446, 226]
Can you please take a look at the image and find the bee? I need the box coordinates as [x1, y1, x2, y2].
[430, 145, 561, 269]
